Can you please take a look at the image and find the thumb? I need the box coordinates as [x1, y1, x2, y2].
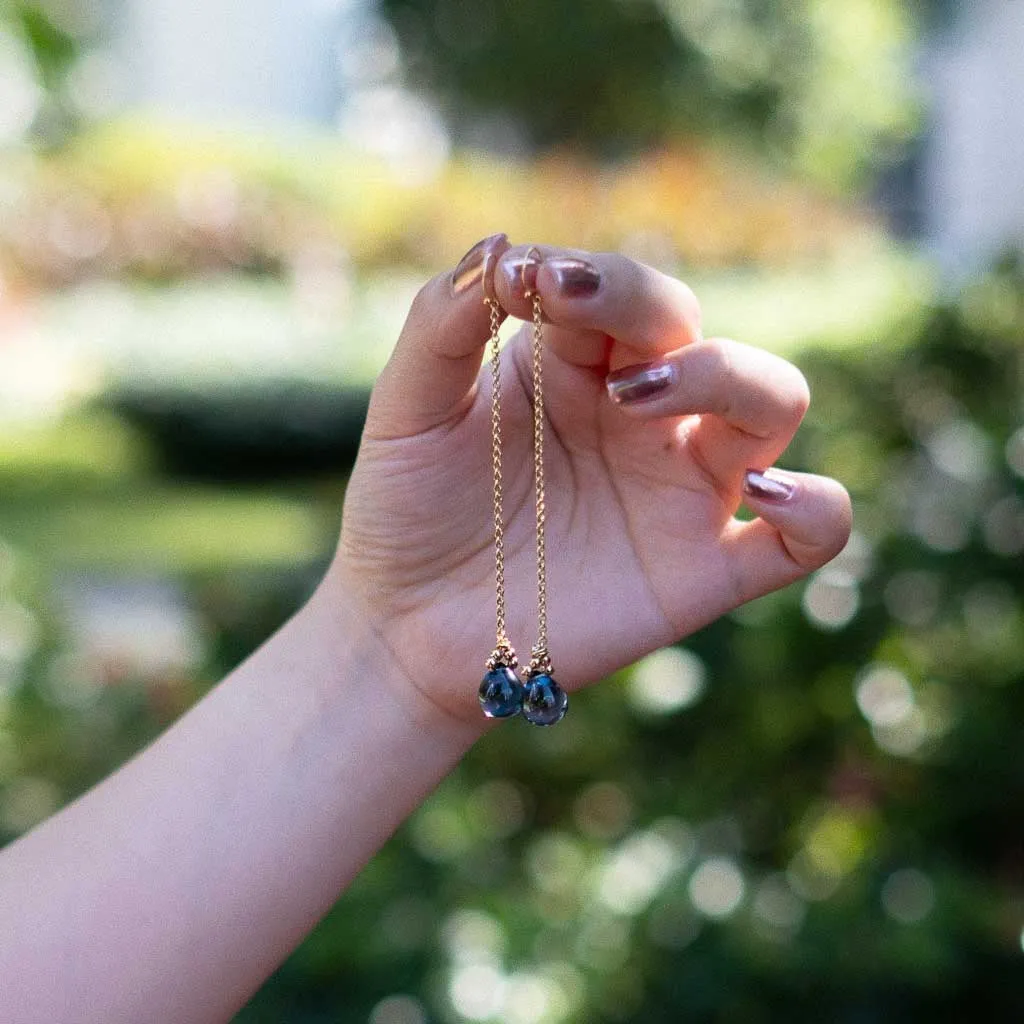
[725, 467, 853, 604]
[364, 233, 510, 440]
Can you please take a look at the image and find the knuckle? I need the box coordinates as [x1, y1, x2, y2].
[675, 279, 703, 336]
[818, 529, 850, 567]
[783, 365, 812, 425]
[608, 255, 702, 333]
[814, 490, 854, 566]
[689, 336, 731, 383]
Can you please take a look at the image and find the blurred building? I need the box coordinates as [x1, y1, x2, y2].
[924, 0, 1024, 273]
[119, 0, 342, 127]
[116, 0, 447, 180]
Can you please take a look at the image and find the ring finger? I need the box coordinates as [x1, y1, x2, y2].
[605, 336, 812, 492]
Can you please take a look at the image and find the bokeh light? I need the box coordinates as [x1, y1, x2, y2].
[368, 994, 427, 1024]
[925, 418, 992, 482]
[881, 868, 936, 924]
[883, 570, 943, 627]
[751, 873, 806, 938]
[628, 647, 707, 715]
[443, 908, 506, 966]
[802, 568, 860, 630]
[1004, 426, 1024, 478]
[598, 828, 685, 916]
[448, 963, 504, 1021]
[855, 664, 914, 728]
[572, 781, 633, 841]
[688, 857, 745, 919]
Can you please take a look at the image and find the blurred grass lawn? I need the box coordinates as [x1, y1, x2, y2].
[0, 411, 340, 572]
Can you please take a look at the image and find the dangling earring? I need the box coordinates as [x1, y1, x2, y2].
[520, 252, 567, 726]
[478, 292, 525, 718]
[477, 250, 567, 726]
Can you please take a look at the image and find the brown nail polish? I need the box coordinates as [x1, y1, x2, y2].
[498, 250, 542, 300]
[451, 233, 507, 297]
[547, 257, 601, 298]
[743, 468, 797, 503]
[606, 360, 676, 404]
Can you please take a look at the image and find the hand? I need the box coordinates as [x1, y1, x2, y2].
[332, 236, 852, 727]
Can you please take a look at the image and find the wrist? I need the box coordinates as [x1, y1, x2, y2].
[305, 569, 489, 751]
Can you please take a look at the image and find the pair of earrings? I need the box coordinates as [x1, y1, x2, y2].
[478, 254, 568, 727]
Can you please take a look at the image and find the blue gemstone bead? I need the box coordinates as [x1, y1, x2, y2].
[522, 673, 568, 726]
[479, 666, 524, 718]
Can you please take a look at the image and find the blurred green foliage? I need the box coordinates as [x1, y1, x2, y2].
[1, 259, 1022, 1022]
[0, 2, 1017, 1022]
[0, 0, 103, 143]
[0, 0, 917, 189]
[379, 0, 918, 188]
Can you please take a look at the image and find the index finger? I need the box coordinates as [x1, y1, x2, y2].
[492, 246, 703, 370]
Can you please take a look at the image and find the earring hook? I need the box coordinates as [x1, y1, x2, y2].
[522, 246, 542, 297]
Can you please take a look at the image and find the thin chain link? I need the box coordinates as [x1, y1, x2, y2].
[529, 290, 550, 665]
[486, 298, 511, 653]
[485, 286, 551, 675]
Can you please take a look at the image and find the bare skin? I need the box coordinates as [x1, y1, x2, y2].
[0, 238, 851, 1023]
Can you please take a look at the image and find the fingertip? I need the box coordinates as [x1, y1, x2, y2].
[605, 359, 678, 407]
[368, 238, 517, 439]
[538, 255, 604, 302]
[493, 243, 571, 316]
[742, 467, 798, 504]
[725, 470, 853, 606]
[497, 246, 700, 356]
[742, 468, 853, 567]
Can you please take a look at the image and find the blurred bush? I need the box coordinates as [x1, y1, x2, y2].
[2, 255, 1021, 1021]
[0, 121, 877, 297]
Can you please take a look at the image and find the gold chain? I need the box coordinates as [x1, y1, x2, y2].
[484, 284, 552, 678]
[528, 290, 551, 672]
[486, 297, 514, 664]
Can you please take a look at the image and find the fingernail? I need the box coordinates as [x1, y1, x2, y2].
[451, 233, 507, 297]
[498, 249, 542, 300]
[606, 360, 676, 404]
[743, 468, 797, 503]
[547, 256, 601, 298]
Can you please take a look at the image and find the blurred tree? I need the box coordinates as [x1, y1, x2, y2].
[0, 0, 103, 145]
[377, 0, 918, 189]
[5, 0, 77, 85]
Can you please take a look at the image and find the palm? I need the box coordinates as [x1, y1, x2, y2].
[335, 246, 849, 725]
[339, 326, 738, 721]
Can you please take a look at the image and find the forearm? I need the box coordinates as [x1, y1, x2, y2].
[0, 575, 480, 1024]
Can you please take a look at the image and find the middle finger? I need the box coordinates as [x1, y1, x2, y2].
[492, 246, 703, 369]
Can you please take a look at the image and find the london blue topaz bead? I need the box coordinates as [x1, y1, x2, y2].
[479, 666, 524, 718]
[522, 673, 568, 726]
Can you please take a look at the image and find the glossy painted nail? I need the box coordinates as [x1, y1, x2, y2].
[451, 233, 507, 297]
[606, 360, 676, 404]
[743, 468, 797, 503]
[547, 257, 601, 298]
[498, 249, 542, 300]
